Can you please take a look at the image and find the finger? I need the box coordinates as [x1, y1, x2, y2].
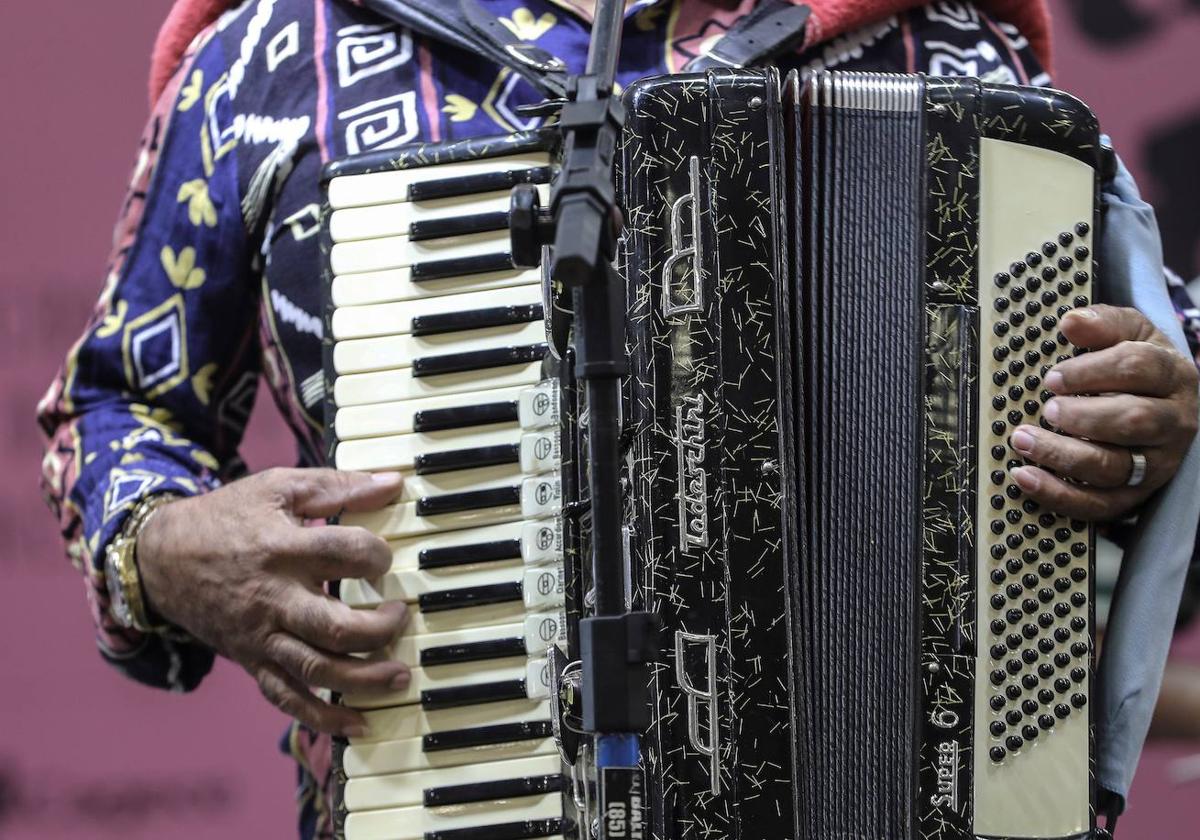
[283, 525, 393, 581]
[1010, 465, 1141, 522]
[1009, 425, 1133, 488]
[1045, 341, 1183, 398]
[280, 591, 408, 654]
[267, 632, 410, 695]
[254, 664, 367, 737]
[1044, 394, 1178, 447]
[1059, 305, 1168, 353]
[277, 468, 404, 519]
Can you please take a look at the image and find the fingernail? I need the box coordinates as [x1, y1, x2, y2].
[1044, 371, 1065, 393]
[1043, 399, 1060, 424]
[1011, 466, 1040, 491]
[1010, 429, 1036, 455]
[370, 471, 402, 485]
[390, 670, 410, 690]
[343, 724, 369, 740]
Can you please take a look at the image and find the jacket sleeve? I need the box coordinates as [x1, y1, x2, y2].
[37, 27, 260, 691]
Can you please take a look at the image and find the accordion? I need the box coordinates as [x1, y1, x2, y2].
[320, 69, 1103, 840]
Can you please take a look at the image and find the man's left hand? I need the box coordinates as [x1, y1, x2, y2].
[1008, 304, 1199, 521]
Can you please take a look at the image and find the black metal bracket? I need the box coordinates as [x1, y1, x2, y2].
[508, 0, 656, 738]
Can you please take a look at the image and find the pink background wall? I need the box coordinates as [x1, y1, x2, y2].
[0, 2, 1196, 838]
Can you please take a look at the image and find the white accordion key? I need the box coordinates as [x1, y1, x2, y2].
[341, 476, 560, 540]
[331, 229, 511, 276]
[329, 186, 544, 243]
[331, 265, 540, 308]
[343, 655, 532, 711]
[379, 519, 563, 575]
[343, 792, 562, 840]
[381, 612, 565, 669]
[327, 152, 552, 209]
[333, 321, 547, 375]
[335, 380, 559, 441]
[343, 754, 562, 812]
[342, 561, 526, 606]
[334, 425, 521, 473]
[331, 285, 542, 341]
[334, 360, 543, 408]
[342, 699, 554, 777]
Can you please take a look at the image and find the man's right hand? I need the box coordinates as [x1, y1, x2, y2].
[137, 468, 408, 737]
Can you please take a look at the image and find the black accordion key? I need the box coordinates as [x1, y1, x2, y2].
[420, 637, 529, 667]
[411, 303, 544, 336]
[416, 486, 521, 517]
[411, 252, 515, 282]
[412, 343, 548, 378]
[414, 444, 520, 475]
[409, 211, 510, 242]
[407, 164, 554, 202]
[418, 538, 524, 570]
[418, 581, 524, 613]
[421, 679, 530, 710]
[413, 401, 520, 433]
[422, 721, 553, 753]
[424, 774, 563, 807]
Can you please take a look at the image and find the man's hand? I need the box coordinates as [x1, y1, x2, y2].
[1009, 305, 1199, 520]
[138, 468, 407, 736]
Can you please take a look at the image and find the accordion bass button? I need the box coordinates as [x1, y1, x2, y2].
[1006, 735, 1024, 752]
[1038, 714, 1055, 730]
[995, 271, 1012, 287]
[1071, 592, 1087, 608]
[1076, 221, 1091, 236]
[1055, 703, 1071, 719]
[1022, 724, 1039, 741]
[1072, 693, 1088, 709]
[1006, 709, 1023, 726]
[1043, 241, 1059, 256]
[1055, 652, 1071, 668]
[1059, 230, 1076, 246]
[990, 695, 1007, 711]
[990, 746, 1007, 763]
[1006, 684, 1023, 701]
[990, 720, 1007, 737]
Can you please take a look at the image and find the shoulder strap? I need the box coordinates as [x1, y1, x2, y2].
[360, 0, 570, 97]
[684, 1, 811, 71]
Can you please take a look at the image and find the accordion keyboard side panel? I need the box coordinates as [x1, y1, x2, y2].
[620, 74, 740, 840]
[971, 134, 1097, 840]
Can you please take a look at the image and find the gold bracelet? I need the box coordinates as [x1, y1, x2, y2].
[104, 493, 179, 633]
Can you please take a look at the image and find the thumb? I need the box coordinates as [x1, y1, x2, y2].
[1059, 304, 1159, 351]
[285, 469, 403, 519]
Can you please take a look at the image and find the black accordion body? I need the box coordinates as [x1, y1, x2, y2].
[320, 69, 1103, 840]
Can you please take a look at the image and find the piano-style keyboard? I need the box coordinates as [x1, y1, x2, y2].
[321, 132, 570, 840]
